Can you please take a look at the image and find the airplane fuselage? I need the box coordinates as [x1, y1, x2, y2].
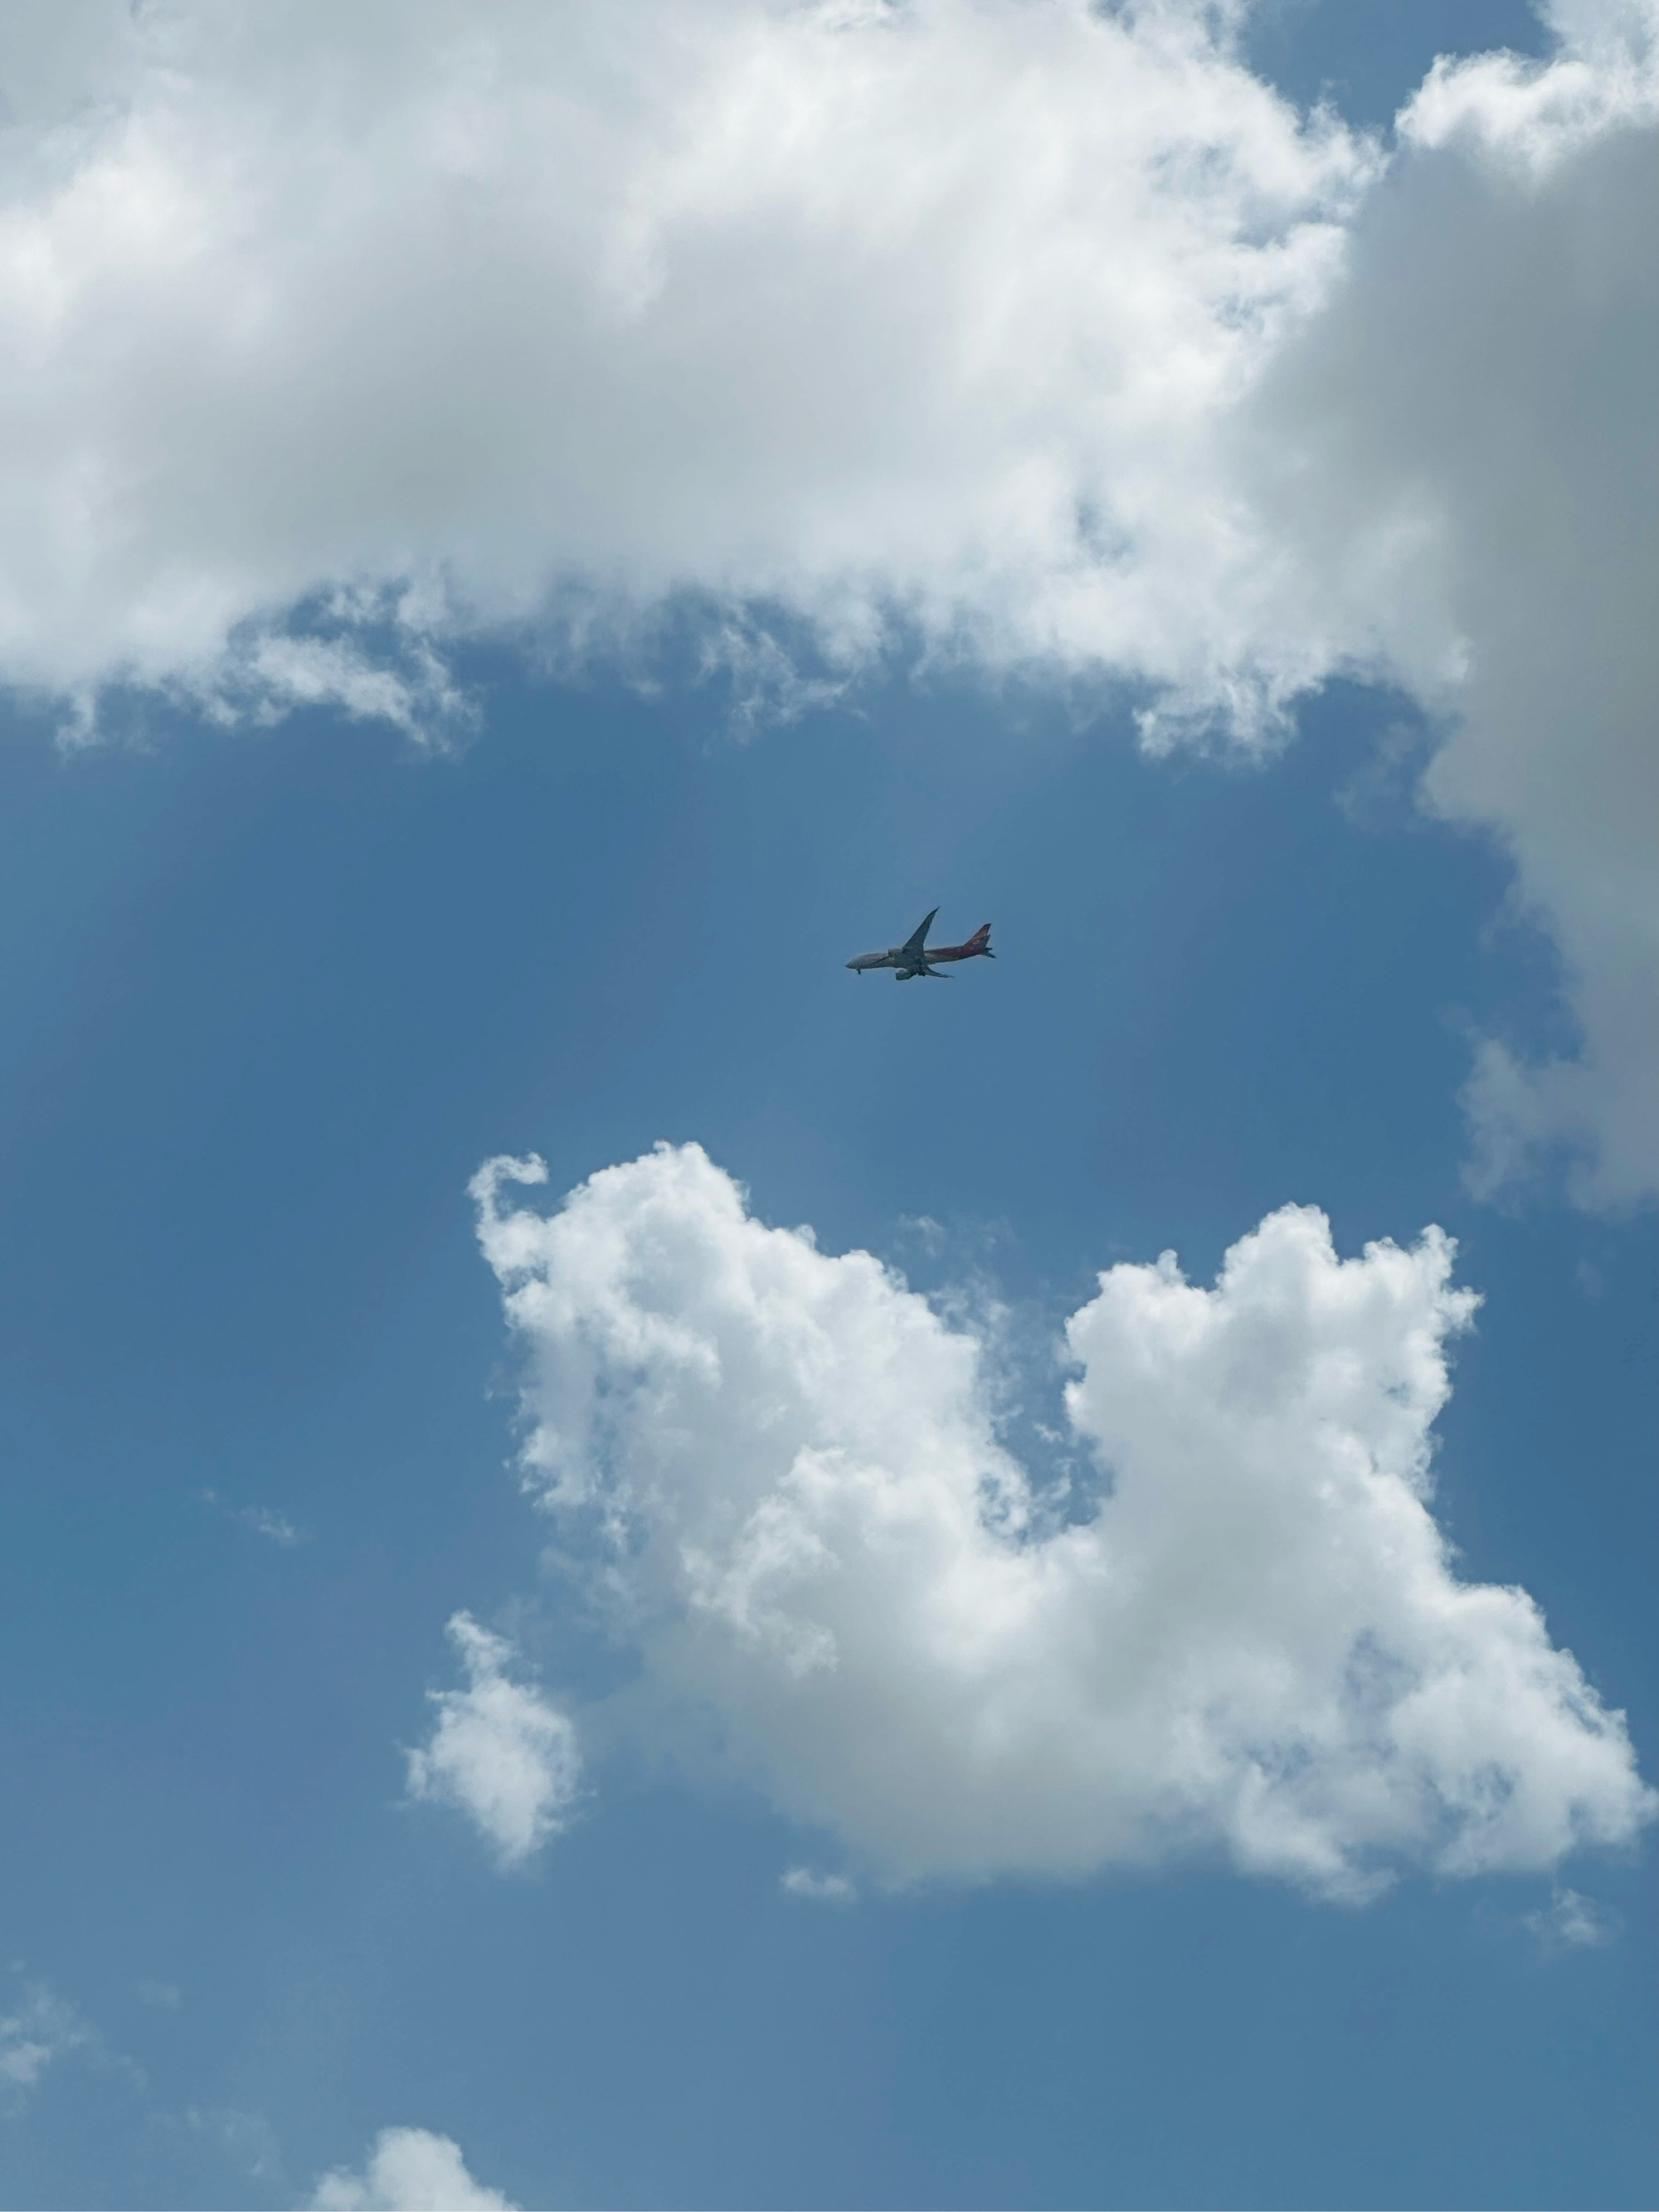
[846, 918, 994, 978]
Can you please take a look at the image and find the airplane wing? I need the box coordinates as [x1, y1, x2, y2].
[901, 908, 939, 959]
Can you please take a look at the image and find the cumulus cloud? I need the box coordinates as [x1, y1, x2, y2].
[0, 0, 1369, 738]
[470, 1145, 1654, 1898]
[307, 2126, 516, 2210]
[405, 1612, 581, 1866]
[2, 0, 1653, 1189]
[1247, 13, 1659, 1203]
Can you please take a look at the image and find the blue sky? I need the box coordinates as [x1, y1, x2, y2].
[0, 2, 1655, 2207]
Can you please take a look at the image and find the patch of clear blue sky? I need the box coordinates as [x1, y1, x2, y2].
[0, 4, 1652, 2206]
[1243, 0, 1549, 123]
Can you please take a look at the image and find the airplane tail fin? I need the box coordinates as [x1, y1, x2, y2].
[967, 922, 994, 956]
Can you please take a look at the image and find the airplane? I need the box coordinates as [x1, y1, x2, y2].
[845, 908, 995, 980]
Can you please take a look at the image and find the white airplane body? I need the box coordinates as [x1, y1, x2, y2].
[846, 909, 995, 980]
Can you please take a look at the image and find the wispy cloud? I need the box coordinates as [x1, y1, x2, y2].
[185, 2104, 284, 2184]
[782, 1867, 856, 1903]
[1524, 1887, 1618, 1952]
[0, 1982, 95, 2107]
[236, 1505, 304, 1547]
[200, 1490, 309, 1546]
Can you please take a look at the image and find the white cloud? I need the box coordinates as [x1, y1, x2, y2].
[0, 0, 1372, 737]
[0, 1982, 92, 2102]
[307, 2126, 516, 2211]
[1522, 1883, 1618, 1949]
[187, 2104, 283, 2183]
[405, 1611, 582, 1866]
[1243, 11, 1659, 1203]
[237, 1505, 304, 1546]
[781, 1865, 857, 1902]
[471, 1145, 1655, 1899]
[200, 1489, 308, 1544]
[2, 0, 1654, 1191]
